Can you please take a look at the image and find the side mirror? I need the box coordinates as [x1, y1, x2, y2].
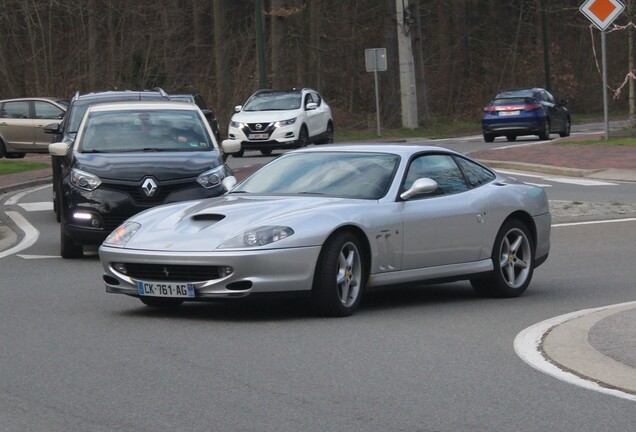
[400, 178, 438, 200]
[221, 139, 241, 155]
[234, 105, 242, 113]
[49, 142, 70, 157]
[44, 123, 61, 134]
[222, 176, 237, 192]
[560, 99, 568, 107]
[305, 102, 318, 111]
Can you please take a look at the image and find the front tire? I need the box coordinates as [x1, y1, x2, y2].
[506, 135, 517, 142]
[483, 133, 495, 143]
[312, 232, 365, 317]
[471, 220, 534, 298]
[260, 149, 272, 156]
[60, 227, 83, 259]
[296, 126, 309, 148]
[232, 148, 245, 158]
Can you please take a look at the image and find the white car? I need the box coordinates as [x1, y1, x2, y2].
[228, 88, 333, 157]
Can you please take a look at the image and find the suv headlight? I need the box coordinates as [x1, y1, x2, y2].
[103, 221, 141, 247]
[274, 117, 296, 127]
[197, 165, 225, 189]
[230, 120, 243, 129]
[220, 226, 294, 248]
[70, 168, 102, 191]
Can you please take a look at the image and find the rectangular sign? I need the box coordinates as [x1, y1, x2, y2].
[365, 48, 387, 72]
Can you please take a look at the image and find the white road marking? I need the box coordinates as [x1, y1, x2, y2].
[514, 302, 636, 402]
[524, 182, 552, 188]
[545, 177, 617, 186]
[4, 184, 50, 205]
[17, 254, 60, 259]
[18, 202, 53, 212]
[496, 170, 617, 186]
[553, 217, 636, 227]
[0, 211, 39, 259]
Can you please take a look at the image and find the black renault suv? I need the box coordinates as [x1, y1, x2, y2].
[45, 89, 171, 222]
[49, 100, 239, 258]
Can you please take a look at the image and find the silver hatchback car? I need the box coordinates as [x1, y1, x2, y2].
[0, 97, 68, 158]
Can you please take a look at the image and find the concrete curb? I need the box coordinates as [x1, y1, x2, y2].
[542, 302, 636, 396]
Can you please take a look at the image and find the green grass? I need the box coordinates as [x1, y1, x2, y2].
[0, 160, 50, 176]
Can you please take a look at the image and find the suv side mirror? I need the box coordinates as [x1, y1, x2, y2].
[305, 102, 318, 110]
[49, 142, 70, 156]
[234, 105, 242, 113]
[560, 99, 568, 107]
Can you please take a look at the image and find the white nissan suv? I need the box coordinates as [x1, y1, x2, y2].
[228, 88, 333, 157]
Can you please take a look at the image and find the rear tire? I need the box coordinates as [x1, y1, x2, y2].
[483, 133, 495, 143]
[559, 118, 571, 137]
[60, 227, 83, 259]
[0, 140, 5, 158]
[506, 135, 517, 142]
[316, 123, 334, 144]
[470, 219, 534, 298]
[538, 120, 550, 140]
[312, 232, 365, 317]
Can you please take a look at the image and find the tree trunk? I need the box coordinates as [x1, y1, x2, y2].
[270, 0, 287, 89]
[213, 0, 231, 127]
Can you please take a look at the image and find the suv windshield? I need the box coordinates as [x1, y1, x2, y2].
[243, 92, 301, 111]
[78, 109, 212, 153]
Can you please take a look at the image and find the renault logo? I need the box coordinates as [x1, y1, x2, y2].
[141, 178, 158, 197]
[255, 123, 263, 130]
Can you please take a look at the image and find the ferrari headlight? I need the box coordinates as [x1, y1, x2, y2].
[70, 168, 101, 191]
[220, 226, 294, 248]
[274, 117, 296, 127]
[197, 165, 225, 189]
[103, 221, 141, 247]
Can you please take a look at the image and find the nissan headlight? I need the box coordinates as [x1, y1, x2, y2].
[197, 166, 225, 189]
[230, 120, 243, 129]
[220, 226, 294, 248]
[103, 221, 141, 247]
[274, 117, 296, 127]
[70, 168, 102, 191]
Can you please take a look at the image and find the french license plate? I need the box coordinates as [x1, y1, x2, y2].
[499, 110, 520, 116]
[137, 281, 195, 298]
[248, 133, 269, 140]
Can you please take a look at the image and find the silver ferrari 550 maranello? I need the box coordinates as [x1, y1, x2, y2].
[99, 144, 551, 316]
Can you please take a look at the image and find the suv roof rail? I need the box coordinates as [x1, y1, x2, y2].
[72, 91, 80, 102]
[152, 87, 168, 97]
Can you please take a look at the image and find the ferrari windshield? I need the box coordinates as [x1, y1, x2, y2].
[243, 92, 301, 111]
[78, 109, 212, 153]
[233, 152, 400, 199]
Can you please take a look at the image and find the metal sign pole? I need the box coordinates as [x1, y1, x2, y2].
[602, 30, 610, 140]
[374, 51, 381, 137]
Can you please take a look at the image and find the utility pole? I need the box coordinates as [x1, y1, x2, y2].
[396, 0, 418, 129]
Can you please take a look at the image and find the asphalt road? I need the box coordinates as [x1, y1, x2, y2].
[1, 177, 635, 431]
